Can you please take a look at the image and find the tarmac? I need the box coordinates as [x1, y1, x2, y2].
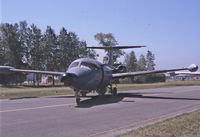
[1, 86, 200, 137]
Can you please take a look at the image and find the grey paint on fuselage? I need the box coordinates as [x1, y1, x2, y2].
[64, 58, 112, 91]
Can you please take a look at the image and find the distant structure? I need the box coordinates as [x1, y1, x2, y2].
[166, 73, 200, 81]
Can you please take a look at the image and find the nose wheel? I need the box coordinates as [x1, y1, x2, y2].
[75, 90, 81, 106]
[76, 98, 81, 105]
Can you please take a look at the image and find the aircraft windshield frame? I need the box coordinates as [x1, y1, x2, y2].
[69, 61, 79, 69]
[80, 62, 98, 71]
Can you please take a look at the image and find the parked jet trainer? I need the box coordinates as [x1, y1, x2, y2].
[0, 46, 198, 105]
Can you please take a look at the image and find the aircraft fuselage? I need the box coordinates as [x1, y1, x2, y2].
[61, 58, 113, 94]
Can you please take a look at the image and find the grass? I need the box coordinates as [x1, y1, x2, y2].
[117, 80, 200, 91]
[117, 109, 200, 137]
[0, 86, 74, 99]
[0, 80, 200, 99]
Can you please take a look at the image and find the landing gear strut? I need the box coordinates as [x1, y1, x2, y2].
[112, 87, 117, 96]
[75, 90, 81, 105]
[109, 84, 118, 96]
[76, 98, 80, 105]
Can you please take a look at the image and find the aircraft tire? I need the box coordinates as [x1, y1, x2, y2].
[76, 98, 81, 105]
[112, 87, 117, 96]
[81, 92, 87, 97]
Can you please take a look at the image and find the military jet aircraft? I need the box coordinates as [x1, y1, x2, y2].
[0, 46, 198, 105]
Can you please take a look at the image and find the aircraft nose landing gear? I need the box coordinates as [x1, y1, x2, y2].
[76, 98, 80, 105]
[75, 90, 81, 106]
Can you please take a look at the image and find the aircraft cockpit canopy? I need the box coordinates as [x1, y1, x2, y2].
[69, 61, 79, 69]
[80, 62, 98, 71]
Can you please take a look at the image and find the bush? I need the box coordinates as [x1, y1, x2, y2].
[119, 73, 166, 84]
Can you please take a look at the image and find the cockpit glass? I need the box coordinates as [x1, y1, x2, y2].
[69, 62, 79, 69]
[80, 62, 98, 70]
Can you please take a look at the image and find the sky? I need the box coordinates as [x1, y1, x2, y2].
[1, 0, 200, 69]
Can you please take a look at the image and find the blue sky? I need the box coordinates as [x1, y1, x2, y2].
[1, 0, 200, 69]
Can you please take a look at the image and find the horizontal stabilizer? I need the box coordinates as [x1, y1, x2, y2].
[87, 46, 146, 49]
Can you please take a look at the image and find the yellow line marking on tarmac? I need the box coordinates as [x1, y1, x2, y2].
[0, 103, 76, 113]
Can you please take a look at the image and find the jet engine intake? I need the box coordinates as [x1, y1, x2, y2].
[113, 65, 127, 73]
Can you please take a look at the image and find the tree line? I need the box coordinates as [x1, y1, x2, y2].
[123, 50, 165, 83]
[0, 21, 96, 71]
[0, 22, 165, 84]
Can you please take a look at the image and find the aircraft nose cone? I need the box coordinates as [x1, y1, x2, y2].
[61, 73, 78, 86]
[63, 68, 92, 89]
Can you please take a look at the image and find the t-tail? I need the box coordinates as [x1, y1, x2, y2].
[87, 46, 146, 66]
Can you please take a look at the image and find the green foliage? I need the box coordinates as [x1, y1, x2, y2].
[94, 32, 124, 62]
[0, 23, 25, 68]
[137, 54, 146, 71]
[125, 51, 137, 83]
[41, 26, 58, 71]
[28, 24, 44, 70]
[123, 50, 164, 83]
[135, 74, 166, 83]
[0, 21, 97, 72]
[146, 50, 155, 71]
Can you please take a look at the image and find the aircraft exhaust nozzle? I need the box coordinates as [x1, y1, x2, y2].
[188, 64, 198, 72]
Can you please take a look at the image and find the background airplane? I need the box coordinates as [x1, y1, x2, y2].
[0, 46, 198, 105]
[169, 71, 200, 76]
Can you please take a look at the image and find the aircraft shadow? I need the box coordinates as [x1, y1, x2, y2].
[49, 92, 200, 108]
[118, 93, 200, 101]
[77, 92, 200, 108]
[76, 95, 125, 108]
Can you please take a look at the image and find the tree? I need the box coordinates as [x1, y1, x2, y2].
[137, 54, 146, 71]
[18, 21, 32, 69]
[124, 51, 137, 83]
[57, 27, 74, 71]
[125, 51, 137, 72]
[0, 33, 5, 65]
[28, 24, 44, 70]
[41, 26, 58, 71]
[146, 50, 155, 71]
[94, 32, 124, 63]
[0, 23, 24, 68]
[145, 50, 165, 83]
[78, 40, 97, 59]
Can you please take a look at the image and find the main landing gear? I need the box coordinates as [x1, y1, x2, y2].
[109, 84, 118, 97]
[74, 86, 118, 106]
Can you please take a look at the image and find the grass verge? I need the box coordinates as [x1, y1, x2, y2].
[117, 109, 200, 137]
[0, 86, 74, 99]
[0, 80, 200, 99]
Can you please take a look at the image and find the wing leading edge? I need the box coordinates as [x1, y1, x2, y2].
[10, 68, 65, 76]
[112, 64, 198, 79]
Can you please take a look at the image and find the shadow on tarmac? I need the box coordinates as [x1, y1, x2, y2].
[50, 92, 200, 108]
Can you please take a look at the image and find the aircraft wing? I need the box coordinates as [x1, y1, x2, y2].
[9, 69, 65, 75]
[172, 71, 200, 75]
[0, 66, 65, 75]
[112, 64, 198, 79]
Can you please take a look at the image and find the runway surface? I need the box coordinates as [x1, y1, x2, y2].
[1, 86, 200, 137]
